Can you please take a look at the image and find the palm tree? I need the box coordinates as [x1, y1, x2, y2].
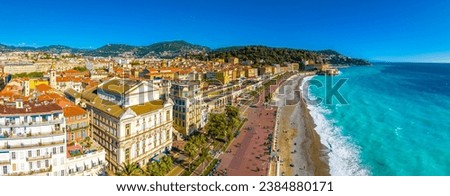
[200, 147, 212, 175]
[184, 142, 198, 172]
[115, 161, 142, 176]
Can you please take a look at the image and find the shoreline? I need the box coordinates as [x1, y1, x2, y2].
[274, 73, 330, 176]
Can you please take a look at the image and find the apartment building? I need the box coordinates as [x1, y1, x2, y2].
[170, 80, 203, 136]
[0, 99, 67, 176]
[82, 78, 174, 172]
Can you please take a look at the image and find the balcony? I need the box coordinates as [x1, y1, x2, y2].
[5, 166, 52, 176]
[0, 159, 10, 165]
[0, 118, 64, 128]
[68, 164, 104, 176]
[0, 140, 65, 150]
[0, 129, 65, 140]
[26, 154, 52, 162]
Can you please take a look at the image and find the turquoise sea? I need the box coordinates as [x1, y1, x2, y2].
[303, 63, 450, 176]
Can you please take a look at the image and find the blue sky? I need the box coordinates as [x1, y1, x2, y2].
[1, 0, 450, 62]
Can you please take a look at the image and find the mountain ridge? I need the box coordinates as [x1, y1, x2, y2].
[0, 40, 369, 65]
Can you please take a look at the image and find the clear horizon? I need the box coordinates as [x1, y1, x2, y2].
[1, 0, 450, 62]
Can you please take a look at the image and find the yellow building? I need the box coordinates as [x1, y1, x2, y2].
[258, 66, 273, 76]
[244, 67, 258, 78]
[29, 78, 49, 90]
[147, 68, 179, 80]
[216, 69, 233, 85]
[228, 57, 239, 65]
[215, 58, 225, 63]
[236, 68, 246, 79]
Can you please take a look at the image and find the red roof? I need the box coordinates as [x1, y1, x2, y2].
[35, 84, 52, 92]
[63, 106, 87, 117]
[0, 100, 62, 116]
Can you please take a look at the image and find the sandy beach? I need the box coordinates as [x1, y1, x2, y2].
[274, 73, 330, 176]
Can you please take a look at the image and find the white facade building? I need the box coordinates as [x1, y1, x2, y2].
[0, 100, 67, 176]
[82, 78, 174, 172]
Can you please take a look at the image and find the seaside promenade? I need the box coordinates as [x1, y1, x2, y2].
[215, 74, 291, 176]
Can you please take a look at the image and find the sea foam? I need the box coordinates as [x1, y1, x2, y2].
[301, 76, 369, 176]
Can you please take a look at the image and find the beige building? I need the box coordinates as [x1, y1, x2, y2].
[82, 78, 173, 172]
[244, 67, 258, 78]
[228, 57, 239, 65]
[0, 63, 47, 74]
[170, 80, 204, 136]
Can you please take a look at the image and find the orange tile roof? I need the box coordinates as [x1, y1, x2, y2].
[56, 77, 71, 82]
[63, 69, 80, 74]
[47, 93, 63, 99]
[56, 77, 83, 83]
[63, 106, 87, 117]
[114, 68, 124, 73]
[38, 94, 53, 102]
[35, 84, 52, 92]
[178, 69, 193, 75]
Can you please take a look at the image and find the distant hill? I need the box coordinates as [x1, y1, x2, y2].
[0, 41, 209, 58]
[0, 44, 86, 53]
[317, 49, 370, 65]
[0, 41, 369, 65]
[191, 46, 370, 66]
[37, 45, 86, 53]
[86, 44, 138, 57]
[86, 40, 210, 58]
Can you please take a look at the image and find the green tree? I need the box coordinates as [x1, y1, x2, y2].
[164, 156, 173, 168]
[116, 161, 142, 176]
[200, 147, 212, 171]
[206, 113, 228, 140]
[184, 142, 199, 159]
[225, 106, 240, 131]
[144, 161, 161, 176]
[161, 156, 173, 173]
[73, 66, 88, 72]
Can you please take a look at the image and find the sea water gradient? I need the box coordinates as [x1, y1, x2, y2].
[303, 63, 450, 176]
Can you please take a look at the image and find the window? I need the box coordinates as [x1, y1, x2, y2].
[61, 170, 65, 176]
[45, 160, 49, 167]
[36, 150, 40, 157]
[125, 148, 130, 162]
[125, 123, 131, 136]
[166, 111, 171, 122]
[29, 162, 33, 170]
[37, 161, 41, 168]
[53, 147, 57, 154]
[60, 146, 64, 153]
[11, 152, 16, 160]
[142, 141, 146, 153]
[28, 150, 32, 157]
[136, 144, 140, 157]
[2, 166, 7, 174]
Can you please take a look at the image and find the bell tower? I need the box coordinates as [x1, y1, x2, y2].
[49, 63, 57, 89]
